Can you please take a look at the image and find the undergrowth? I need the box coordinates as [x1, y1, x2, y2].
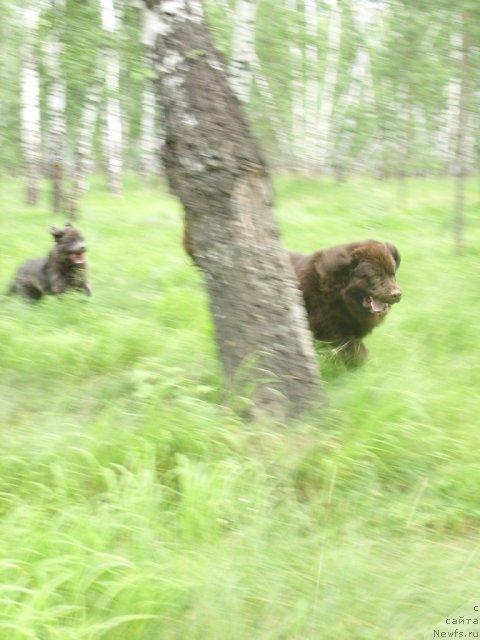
[0, 174, 479, 639]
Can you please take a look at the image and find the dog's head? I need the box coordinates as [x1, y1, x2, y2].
[315, 240, 402, 317]
[50, 222, 87, 266]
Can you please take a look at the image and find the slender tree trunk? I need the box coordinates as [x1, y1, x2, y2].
[285, 0, 305, 169]
[21, 1, 44, 206]
[436, 31, 462, 171]
[100, 0, 123, 196]
[229, 0, 256, 104]
[303, 0, 319, 170]
[44, 0, 66, 214]
[316, 0, 341, 173]
[144, 0, 322, 415]
[395, 86, 413, 210]
[332, 1, 375, 178]
[139, 6, 162, 179]
[453, 13, 469, 253]
[70, 66, 103, 216]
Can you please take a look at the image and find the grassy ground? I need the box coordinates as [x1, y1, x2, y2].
[0, 174, 479, 639]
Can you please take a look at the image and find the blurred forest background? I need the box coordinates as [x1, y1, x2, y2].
[1, 0, 480, 219]
[1, 1, 480, 639]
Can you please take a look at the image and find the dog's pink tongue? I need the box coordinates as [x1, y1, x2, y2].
[71, 253, 85, 264]
[371, 299, 386, 313]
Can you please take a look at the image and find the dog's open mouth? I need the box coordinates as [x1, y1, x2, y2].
[69, 252, 86, 265]
[363, 296, 389, 315]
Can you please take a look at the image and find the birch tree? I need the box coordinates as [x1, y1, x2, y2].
[139, 4, 162, 179]
[142, 0, 322, 415]
[100, 0, 123, 196]
[316, 0, 342, 173]
[303, 0, 320, 169]
[285, 0, 306, 168]
[452, 12, 470, 252]
[333, 0, 376, 177]
[21, 1, 44, 206]
[44, 0, 66, 214]
[70, 67, 103, 216]
[229, 0, 256, 104]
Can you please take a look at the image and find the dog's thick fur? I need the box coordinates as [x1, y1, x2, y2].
[9, 222, 91, 301]
[289, 240, 402, 365]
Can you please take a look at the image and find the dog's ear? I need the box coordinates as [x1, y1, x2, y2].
[385, 243, 401, 270]
[314, 246, 358, 281]
[50, 226, 65, 242]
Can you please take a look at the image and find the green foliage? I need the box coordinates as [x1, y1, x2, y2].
[5, 0, 480, 177]
[0, 175, 479, 637]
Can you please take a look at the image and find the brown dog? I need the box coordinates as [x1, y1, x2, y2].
[289, 240, 401, 365]
[9, 222, 91, 301]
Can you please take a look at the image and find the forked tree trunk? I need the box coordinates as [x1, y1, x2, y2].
[143, 0, 321, 415]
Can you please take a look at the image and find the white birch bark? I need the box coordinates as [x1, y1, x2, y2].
[71, 66, 103, 214]
[452, 13, 469, 252]
[139, 6, 162, 178]
[303, 0, 320, 169]
[21, 1, 45, 206]
[229, 0, 257, 104]
[285, 0, 306, 169]
[332, 0, 379, 175]
[44, 0, 66, 213]
[100, 0, 123, 196]
[316, 0, 342, 173]
[435, 31, 462, 170]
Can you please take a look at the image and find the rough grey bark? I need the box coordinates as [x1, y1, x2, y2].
[144, 0, 322, 415]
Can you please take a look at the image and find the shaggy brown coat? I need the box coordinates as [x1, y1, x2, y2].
[289, 240, 402, 365]
[9, 222, 91, 301]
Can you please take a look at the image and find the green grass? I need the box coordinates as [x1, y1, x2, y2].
[0, 174, 479, 639]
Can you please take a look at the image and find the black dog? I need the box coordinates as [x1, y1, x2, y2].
[9, 222, 91, 301]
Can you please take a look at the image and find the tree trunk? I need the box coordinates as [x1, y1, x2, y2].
[100, 0, 123, 196]
[453, 14, 469, 254]
[303, 0, 319, 170]
[144, 0, 322, 415]
[139, 6, 163, 179]
[435, 31, 461, 172]
[21, 1, 44, 206]
[333, 1, 375, 178]
[229, 0, 256, 104]
[285, 0, 306, 169]
[70, 66, 103, 216]
[316, 0, 341, 173]
[44, 0, 66, 214]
